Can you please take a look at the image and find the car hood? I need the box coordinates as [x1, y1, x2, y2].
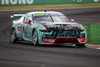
[38, 22, 84, 31]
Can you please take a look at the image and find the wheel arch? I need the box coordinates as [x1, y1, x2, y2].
[32, 28, 36, 36]
[10, 27, 16, 33]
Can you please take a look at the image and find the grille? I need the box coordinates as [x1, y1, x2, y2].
[52, 30, 80, 37]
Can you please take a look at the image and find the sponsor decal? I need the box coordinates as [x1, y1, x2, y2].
[1, 0, 34, 5]
[42, 38, 55, 43]
[56, 37, 77, 42]
[94, 0, 99, 2]
[44, 24, 82, 31]
[33, 13, 48, 16]
[73, 0, 82, 3]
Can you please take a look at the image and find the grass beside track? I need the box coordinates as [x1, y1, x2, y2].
[83, 23, 100, 45]
[0, 3, 100, 10]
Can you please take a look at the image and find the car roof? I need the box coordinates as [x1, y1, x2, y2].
[26, 11, 62, 15]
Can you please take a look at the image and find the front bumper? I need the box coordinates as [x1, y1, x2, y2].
[39, 30, 87, 44]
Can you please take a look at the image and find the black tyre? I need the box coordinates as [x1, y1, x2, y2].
[75, 44, 85, 47]
[10, 29, 18, 43]
[32, 30, 39, 46]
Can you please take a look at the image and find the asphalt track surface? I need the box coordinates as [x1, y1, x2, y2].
[0, 7, 100, 67]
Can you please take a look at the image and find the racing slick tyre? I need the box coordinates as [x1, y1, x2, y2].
[75, 44, 85, 47]
[32, 30, 39, 46]
[10, 29, 18, 43]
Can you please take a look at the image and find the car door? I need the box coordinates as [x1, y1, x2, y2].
[23, 14, 32, 40]
[15, 16, 24, 38]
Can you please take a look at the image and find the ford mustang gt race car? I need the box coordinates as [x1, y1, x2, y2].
[10, 11, 87, 47]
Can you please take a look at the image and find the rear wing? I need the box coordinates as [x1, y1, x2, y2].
[10, 14, 24, 18]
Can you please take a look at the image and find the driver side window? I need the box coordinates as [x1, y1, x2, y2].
[24, 15, 32, 24]
[24, 15, 29, 20]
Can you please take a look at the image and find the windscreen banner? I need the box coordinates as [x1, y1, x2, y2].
[0, 0, 100, 6]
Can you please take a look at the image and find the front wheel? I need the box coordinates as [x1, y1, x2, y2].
[10, 29, 18, 43]
[32, 30, 39, 46]
[75, 44, 85, 47]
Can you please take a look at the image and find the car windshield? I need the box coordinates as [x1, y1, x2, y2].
[49, 13, 69, 22]
[33, 13, 53, 23]
[32, 13, 69, 23]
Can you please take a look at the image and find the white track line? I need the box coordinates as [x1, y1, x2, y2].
[96, 48, 100, 49]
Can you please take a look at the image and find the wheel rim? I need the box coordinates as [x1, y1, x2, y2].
[33, 31, 38, 45]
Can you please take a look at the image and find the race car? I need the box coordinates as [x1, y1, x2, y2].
[10, 11, 87, 47]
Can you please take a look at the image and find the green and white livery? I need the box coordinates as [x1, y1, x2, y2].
[10, 11, 87, 47]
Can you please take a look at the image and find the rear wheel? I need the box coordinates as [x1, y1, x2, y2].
[75, 44, 85, 47]
[32, 30, 39, 46]
[10, 29, 18, 43]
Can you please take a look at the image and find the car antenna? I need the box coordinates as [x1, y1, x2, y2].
[44, 10, 47, 12]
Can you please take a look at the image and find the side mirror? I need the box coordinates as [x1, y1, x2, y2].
[70, 19, 75, 22]
[23, 20, 31, 24]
